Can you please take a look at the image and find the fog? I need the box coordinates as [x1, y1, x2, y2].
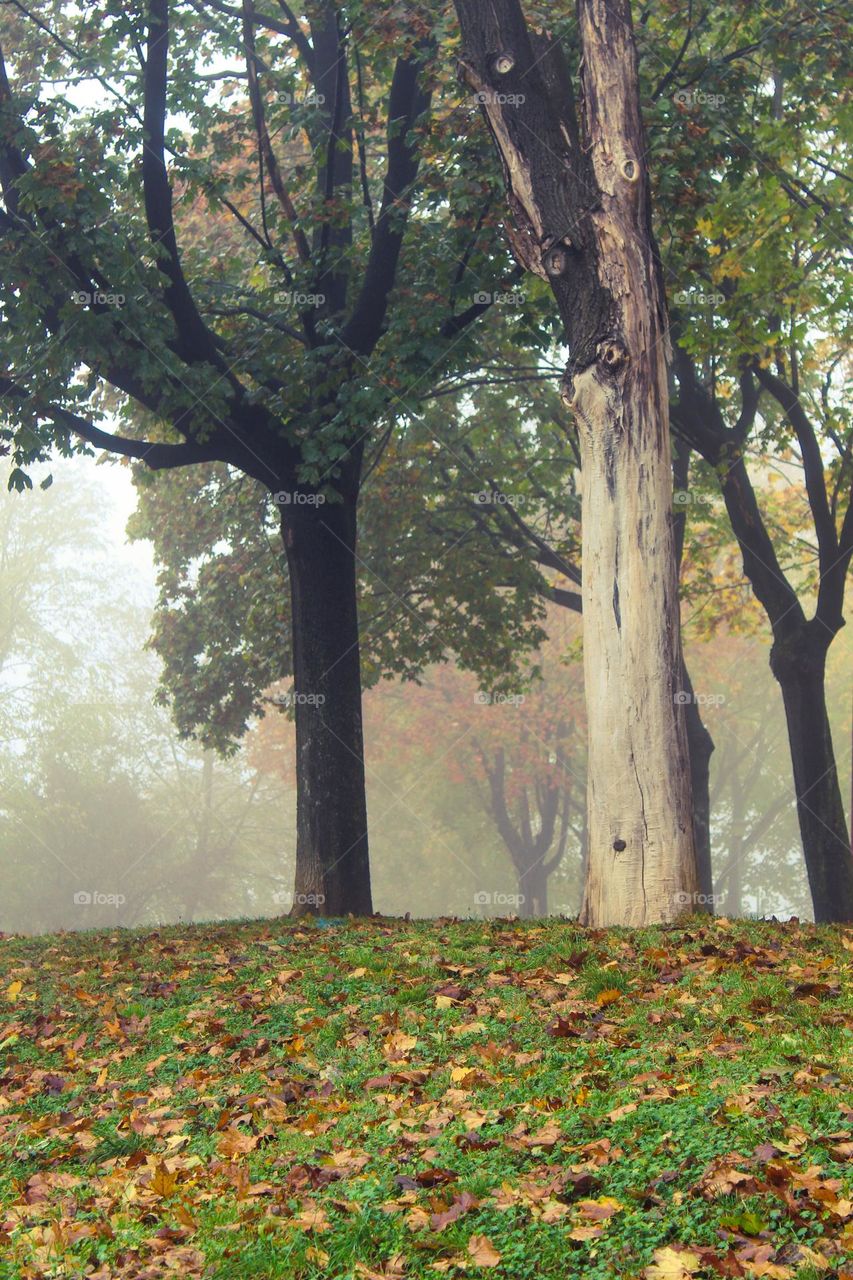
[2, 459, 845, 934]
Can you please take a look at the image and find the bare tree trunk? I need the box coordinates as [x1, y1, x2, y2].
[281, 494, 373, 917]
[454, 0, 696, 924]
[771, 623, 853, 922]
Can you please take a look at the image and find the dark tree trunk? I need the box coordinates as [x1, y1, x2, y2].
[518, 861, 548, 918]
[672, 437, 715, 906]
[280, 493, 373, 916]
[770, 623, 853, 922]
[679, 659, 715, 906]
[721, 768, 745, 918]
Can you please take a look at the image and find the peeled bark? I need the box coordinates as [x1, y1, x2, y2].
[281, 494, 373, 917]
[454, 0, 697, 924]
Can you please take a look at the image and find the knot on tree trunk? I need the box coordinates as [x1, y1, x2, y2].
[596, 338, 628, 375]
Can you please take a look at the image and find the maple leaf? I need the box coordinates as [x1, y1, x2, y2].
[467, 1234, 501, 1267]
[644, 1246, 703, 1278]
[149, 1163, 179, 1199]
[383, 1031, 418, 1058]
[216, 1127, 258, 1159]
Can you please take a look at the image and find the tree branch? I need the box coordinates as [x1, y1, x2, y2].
[0, 379, 222, 471]
[341, 47, 432, 354]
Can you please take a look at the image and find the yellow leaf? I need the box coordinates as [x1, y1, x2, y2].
[5, 981, 22, 1002]
[595, 988, 621, 1008]
[644, 1246, 703, 1279]
[467, 1234, 501, 1268]
[568, 1224, 603, 1240]
[149, 1163, 179, 1199]
[383, 1031, 417, 1058]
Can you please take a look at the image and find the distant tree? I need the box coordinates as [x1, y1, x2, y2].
[0, 0, 534, 915]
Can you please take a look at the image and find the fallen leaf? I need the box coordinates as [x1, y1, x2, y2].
[467, 1234, 501, 1267]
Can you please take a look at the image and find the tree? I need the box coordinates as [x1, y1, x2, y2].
[452, 0, 697, 923]
[0, 0, 528, 914]
[659, 6, 853, 919]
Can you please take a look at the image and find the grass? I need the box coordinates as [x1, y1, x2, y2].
[0, 915, 851, 1279]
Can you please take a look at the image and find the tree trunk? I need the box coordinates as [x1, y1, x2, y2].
[454, 0, 697, 925]
[280, 494, 373, 916]
[672, 439, 715, 905]
[518, 860, 548, 918]
[771, 623, 853, 922]
[720, 767, 745, 918]
[680, 660, 715, 905]
[572, 1, 696, 925]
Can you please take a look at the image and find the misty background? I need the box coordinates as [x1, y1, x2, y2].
[1, 457, 849, 933]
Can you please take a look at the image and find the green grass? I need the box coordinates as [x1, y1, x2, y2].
[0, 916, 850, 1279]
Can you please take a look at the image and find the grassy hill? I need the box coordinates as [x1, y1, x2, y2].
[1, 917, 851, 1279]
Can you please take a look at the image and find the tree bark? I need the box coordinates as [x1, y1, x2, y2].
[770, 622, 853, 922]
[518, 861, 548, 917]
[672, 437, 715, 904]
[454, 0, 697, 924]
[280, 494, 373, 916]
[679, 659, 715, 905]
